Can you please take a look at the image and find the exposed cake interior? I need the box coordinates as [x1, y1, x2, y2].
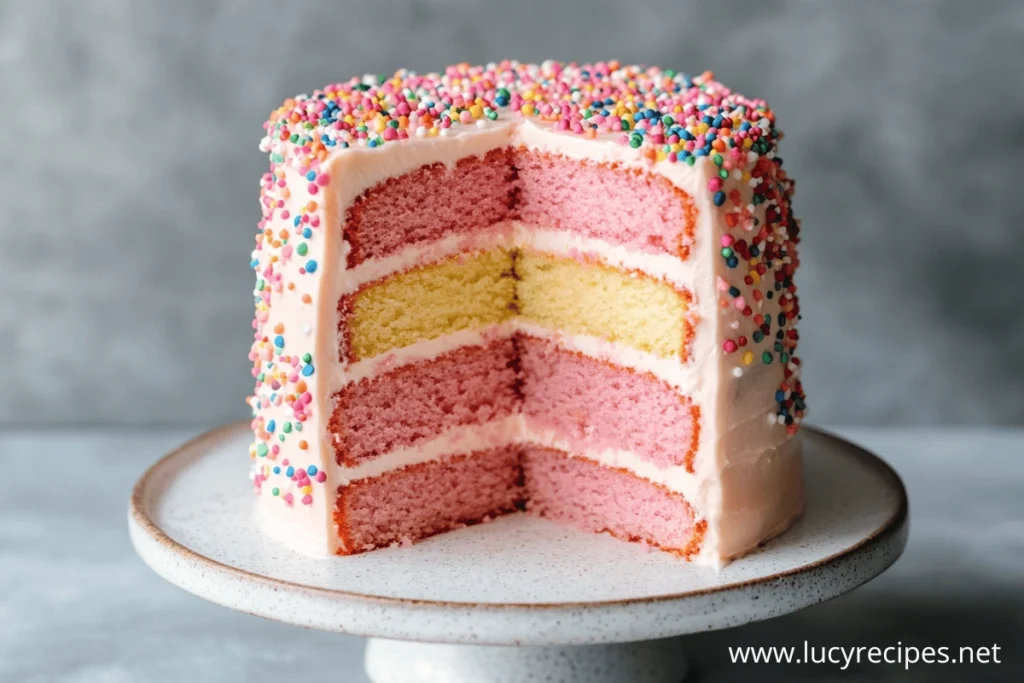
[330, 147, 710, 557]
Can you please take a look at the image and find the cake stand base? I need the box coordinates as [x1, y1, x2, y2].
[129, 424, 907, 681]
[365, 637, 688, 683]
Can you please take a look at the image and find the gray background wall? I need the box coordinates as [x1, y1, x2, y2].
[1, 0, 1021, 427]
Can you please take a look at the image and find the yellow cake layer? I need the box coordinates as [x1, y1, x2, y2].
[516, 251, 688, 358]
[348, 249, 516, 360]
[347, 249, 689, 360]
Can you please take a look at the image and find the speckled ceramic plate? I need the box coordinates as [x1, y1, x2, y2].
[129, 424, 907, 682]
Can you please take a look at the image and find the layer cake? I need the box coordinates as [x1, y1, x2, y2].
[248, 61, 807, 566]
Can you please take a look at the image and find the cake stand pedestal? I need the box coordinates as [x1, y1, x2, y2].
[128, 424, 907, 683]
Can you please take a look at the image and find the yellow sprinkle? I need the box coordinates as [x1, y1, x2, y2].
[743, 138, 753, 149]
[469, 105, 484, 118]
[743, 351, 754, 365]
[302, 485, 312, 495]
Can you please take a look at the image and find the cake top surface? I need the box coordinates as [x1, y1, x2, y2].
[259, 60, 783, 174]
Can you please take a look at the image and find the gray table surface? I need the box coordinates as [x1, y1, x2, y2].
[2, 427, 1021, 682]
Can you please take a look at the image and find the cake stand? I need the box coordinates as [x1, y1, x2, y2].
[128, 424, 908, 683]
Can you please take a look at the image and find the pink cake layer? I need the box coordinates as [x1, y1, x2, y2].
[344, 148, 516, 267]
[333, 446, 705, 557]
[335, 446, 524, 554]
[342, 148, 696, 267]
[330, 340, 519, 465]
[330, 337, 699, 470]
[515, 149, 697, 258]
[523, 447, 706, 558]
[519, 336, 699, 471]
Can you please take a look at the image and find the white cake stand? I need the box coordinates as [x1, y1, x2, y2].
[128, 423, 907, 683]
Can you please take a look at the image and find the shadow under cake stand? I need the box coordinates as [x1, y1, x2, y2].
[128, 424, 908, 683]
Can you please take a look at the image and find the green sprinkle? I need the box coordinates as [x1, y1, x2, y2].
[271, 487, 280, 496]
[721, 247, 734, 258]
[302, 353, 312, 363]
[296, 243, 308, 256]
[257, 443, 268, 457]
[719, 169, 729, 180]
[762, 351, 773, 365]
[712, 154, 723, 167]
[629, 135, 642, 149]
[283, 422, 292, 433]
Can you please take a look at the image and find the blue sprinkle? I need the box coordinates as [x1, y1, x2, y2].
[286, 466, 295, 477]
[273, 335, 284, 347]
[307, 465, 318, 476]
[694, 148, 707, 157]
[267, 420, 276, 433]
[712, 115, 723, 128]
[775, 390, 786, 403]
[302, 228, 312, 238]
[749, 246, 760, 256]
[644, 109, 657, 119]
[301, 363, 314, 377]
[367, 139, 378, 148]
[726, 256, 739, 268]
[250, 258, 259, 270]
[702, 115, 714, 125]
[740, 121, 751, 131]
[632, 111, 645, 122]
[728, 286, 741, 297]
[305, 260, 318, 273]
[272, 466, 281, 475]
[305, 170, 316, 181]
[680, 130, 695, 141]
[713, 191, 726, 206]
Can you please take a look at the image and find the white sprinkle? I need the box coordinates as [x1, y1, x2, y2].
[302, 324, 312, 336]
[767, 414, 777, 425]
[732, 367, 744, 378]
